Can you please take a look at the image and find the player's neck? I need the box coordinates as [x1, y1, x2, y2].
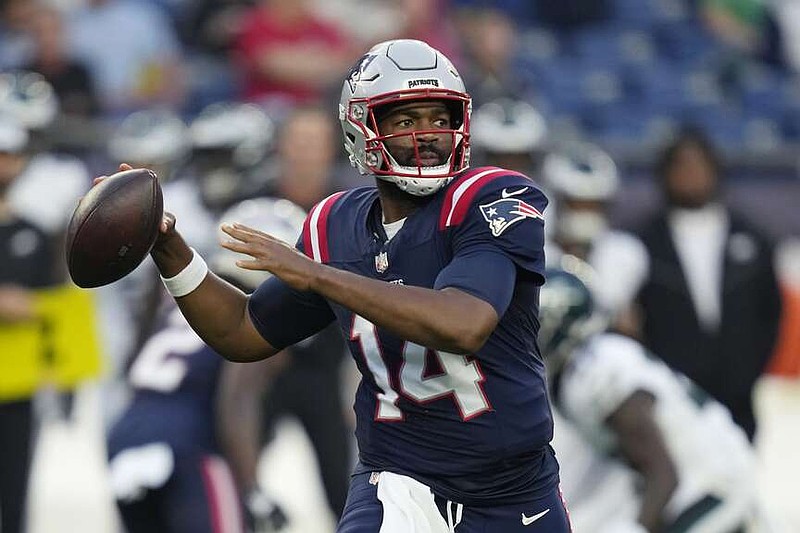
[375, 179, 430, 223]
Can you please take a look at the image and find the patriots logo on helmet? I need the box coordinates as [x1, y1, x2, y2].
[479, 193, 543, 237]
[346, 54, 378, 92]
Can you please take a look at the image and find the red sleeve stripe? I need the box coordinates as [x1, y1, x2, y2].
[439, 167, 513, 229]
[303, 191, 346, 263]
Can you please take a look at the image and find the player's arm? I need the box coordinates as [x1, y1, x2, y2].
[313, 266, 502, 355]
[606, 390, 678, 533]
[216, 355, 286, 493]
[149, 224, 278, 362]
[222, 223, 504, 354]
[90, 163, 275, 362]
[215, 354, 290, 531]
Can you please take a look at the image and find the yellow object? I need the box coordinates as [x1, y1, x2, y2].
[0, 284, 103, 401]
[0, 320, 46, 401]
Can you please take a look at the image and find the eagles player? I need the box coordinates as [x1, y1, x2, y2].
[541, 258, 768, 533]
[106, 39, 570, 532]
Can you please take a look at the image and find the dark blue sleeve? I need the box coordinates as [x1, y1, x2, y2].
[436, 176, 548, 316]
[434, 249, 516, 317]
[248, 276, 336, 351]
[451, 177, 548, 283]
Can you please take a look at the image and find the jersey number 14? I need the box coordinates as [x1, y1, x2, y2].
[351, 315, 491, 421]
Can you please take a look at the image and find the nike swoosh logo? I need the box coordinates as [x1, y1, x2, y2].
[521, 509, 550, 526]
[501, 186, 529, 198]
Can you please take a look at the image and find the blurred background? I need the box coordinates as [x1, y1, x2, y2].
[0, 0, 798, 532]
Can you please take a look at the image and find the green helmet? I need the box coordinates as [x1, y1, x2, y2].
[539, 257, 608, 367]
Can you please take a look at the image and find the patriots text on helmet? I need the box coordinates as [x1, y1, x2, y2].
[406, 78, 441, 88]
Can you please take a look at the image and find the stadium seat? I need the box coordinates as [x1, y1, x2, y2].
[653, 20, 718, 65]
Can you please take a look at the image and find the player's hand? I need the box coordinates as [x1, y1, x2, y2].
[92, 163, 180, 252]
[245, 488, 288, 533]
[90, 163, 133, 188]
[220, 222, 319, 292]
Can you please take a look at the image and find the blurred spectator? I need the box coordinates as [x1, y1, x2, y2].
[700, 0, 767, 56]
[311, 0, 398, 44]
[66, 0, 186, 117]
[234, 0, 355, 114]
[179, 0, 250, 55]
[700, 0, 785, 67]
[454, 7, 536, 106]
[0, 0, 37, 69]
[23, 6, 99, 119]
[383, 0, 463, 66]
[258, 106, 353, 519]
[268, 105, 342, 204]
[610, 127, 783, 440]
[169, 0, 250, 113]
[0, 116, 60, 533]
[451, 0, 537, 25]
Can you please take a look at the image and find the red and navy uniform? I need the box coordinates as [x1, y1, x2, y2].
[107, 304, 244, 533]
[249, 167, 570, 530]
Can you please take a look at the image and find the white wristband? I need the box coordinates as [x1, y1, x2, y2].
[160, 248, 209, 297]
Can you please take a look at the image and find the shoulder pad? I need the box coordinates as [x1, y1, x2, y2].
[439, 166, 529, 230]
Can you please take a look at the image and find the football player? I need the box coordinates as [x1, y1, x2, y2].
[1, 71, 89, 237]
[106, 198, 299, 533]
[541, 258, 769, 533]
[105, 39, 570, 532]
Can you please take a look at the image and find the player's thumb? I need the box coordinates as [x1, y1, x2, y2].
[119, 163, 133, 172]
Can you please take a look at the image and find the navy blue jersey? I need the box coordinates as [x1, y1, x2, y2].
[109, 304, 222, 454]
[249, 167, 558, 505]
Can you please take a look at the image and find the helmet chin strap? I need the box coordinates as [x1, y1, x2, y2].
[377, 150, 454, 196]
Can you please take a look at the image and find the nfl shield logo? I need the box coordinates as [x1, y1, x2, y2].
[375, 251, 389, 273]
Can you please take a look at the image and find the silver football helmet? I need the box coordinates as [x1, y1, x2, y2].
[543, 142, 620, 247]
[189, 102, 274, 168]
[339, 39, 471, 196]
[189, 102, 275, 210]
[212, 197, 306, 291]
[108, 109, 190, 168]
[470, 98, 547, 154]
[542, 141, 619, 202]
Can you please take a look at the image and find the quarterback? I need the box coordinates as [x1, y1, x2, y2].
[116, 40, 570, 532]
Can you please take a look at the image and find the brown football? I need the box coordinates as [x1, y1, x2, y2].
[66, 168, 163, 288]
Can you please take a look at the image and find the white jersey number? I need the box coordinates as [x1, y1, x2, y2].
[350, 315, 490, 421]
[129, 310, 205, 392]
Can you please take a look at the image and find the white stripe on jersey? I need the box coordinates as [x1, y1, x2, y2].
[444, 168, 506, 227]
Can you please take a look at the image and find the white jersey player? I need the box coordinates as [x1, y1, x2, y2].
[542, 258, 774, 533]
